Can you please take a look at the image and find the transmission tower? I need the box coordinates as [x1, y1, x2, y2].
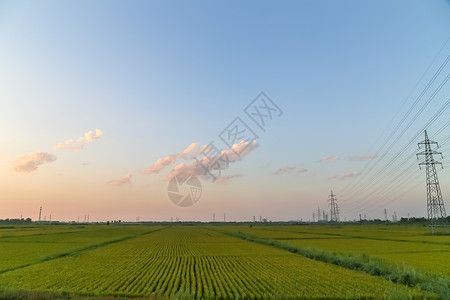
[329, 191, 340, 222]
[417, 130, 447, 234]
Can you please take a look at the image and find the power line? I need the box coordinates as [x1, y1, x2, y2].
[340, 41, 450, 199]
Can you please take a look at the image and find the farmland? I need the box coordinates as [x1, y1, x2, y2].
[0, 224, 448, 299]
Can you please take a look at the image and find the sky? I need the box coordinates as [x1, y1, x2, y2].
[1, 0, 450, 222]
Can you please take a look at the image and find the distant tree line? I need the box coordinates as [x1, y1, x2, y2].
[0, 218, 32, 224]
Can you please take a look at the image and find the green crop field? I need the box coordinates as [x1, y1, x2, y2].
[0, 224, 448, 299]
[218, 225, 450, 277]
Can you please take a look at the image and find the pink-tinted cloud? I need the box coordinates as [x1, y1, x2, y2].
[12, 151, 57, 173]
[143, 143, 207, 174]
[142, 155, 177, 174]
[163, 140, 258, 182]
[226, 140, 258, 160]
[216, 174, 244, 184]
[352, 153, 377, 161]
[180, 143, 206, 159]
[107, 174, 132, 187]
[320, 156, 339, 163]
[54, 129, 104, 151]
[328, 175, 339, 180]
[296, 168, 308, 175]
[341, 172, 361, 180]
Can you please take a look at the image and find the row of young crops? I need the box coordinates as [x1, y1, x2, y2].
[0, 226, 429, 299]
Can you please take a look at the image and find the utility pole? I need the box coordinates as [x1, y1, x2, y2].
[317, 207, 321, 222]
[312, 212, 316, 223]
[384, 208, 388, 221]
[417, 130, 447, 234]
[38, 206, 42, 222]
[329, 191, 340, 222]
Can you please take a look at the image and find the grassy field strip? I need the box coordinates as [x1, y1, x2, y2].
[0, 228, 88, 239]
[0, 227, 167, 275]
[245, 227, 450, 246]
[221, 230, 450, 299]
[0, 225, 145, 242]
[0, 226, 429, 299]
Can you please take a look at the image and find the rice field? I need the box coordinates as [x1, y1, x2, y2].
[219, 224, 450, 277]
[0, 224, 447, 299]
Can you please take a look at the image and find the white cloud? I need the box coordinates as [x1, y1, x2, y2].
[54, 129, 104, 151]
[12, 151, 57, 173]
[162, 140, 258, 182]
[142, 155, 177, 174]
[320, 156, 339, 163]
[180, 143, 206, 159]
[107, 174, 132, 187]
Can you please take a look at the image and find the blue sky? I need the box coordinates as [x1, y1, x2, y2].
[1, 0, 450, 222]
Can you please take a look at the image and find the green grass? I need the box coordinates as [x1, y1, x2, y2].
[219, 224, 450, 276]
[0, 224, 446, 299]
[223, 230, 449, 299]
[0, 225, 432, 299]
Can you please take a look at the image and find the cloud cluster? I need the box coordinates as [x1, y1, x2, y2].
[142, 143, 209, 175]
[54, 129, 104, 151]
[143, 140, 258, 183]
[12, 151, 57, 173]
[180, 143, 207, 159]
[142, 155, 177, 174]
[165, 140, 258, 182]
[272, 166, 308, 175]
[107, 174, 132, 187]
[320, 156, 339, 163]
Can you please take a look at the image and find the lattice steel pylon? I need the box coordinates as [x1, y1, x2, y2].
[417, 130, 447, 234]
[328, 190, 340, 222]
